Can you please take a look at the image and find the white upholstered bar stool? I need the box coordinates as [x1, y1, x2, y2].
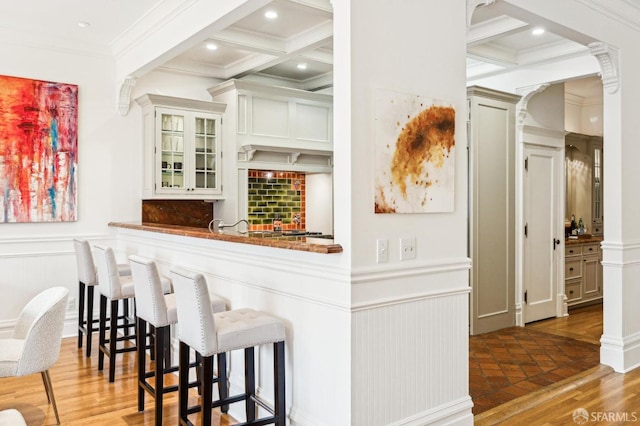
[128, 255, 226, 426]
[171, 267, 287, 426]
[94, 245, 172, 383]
[73, 238, 131, 358]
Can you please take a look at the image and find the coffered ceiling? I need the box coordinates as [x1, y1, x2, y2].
[3, 0, 638, 96]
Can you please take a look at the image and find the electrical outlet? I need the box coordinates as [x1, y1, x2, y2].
[400, 237, 416, 260]
[67, 296, 76, 312]
[376, 239, 389, 263]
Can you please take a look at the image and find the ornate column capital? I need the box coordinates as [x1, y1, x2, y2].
[515, 83, 550, 124]
[589, 42, 619, 95]
[467, 0, 496, 31]
[117, 76, 137, 116]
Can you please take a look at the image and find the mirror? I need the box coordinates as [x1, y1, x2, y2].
[565, 132, 603, 235]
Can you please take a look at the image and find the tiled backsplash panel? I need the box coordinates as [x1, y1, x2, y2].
[142, 200, 212, 228]
[248, 170, 305, 231]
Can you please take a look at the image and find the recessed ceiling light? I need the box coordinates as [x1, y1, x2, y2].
[77, 21, 90, 28]
[532, 27, 545, 36]
[206, 43, 218, 51]
[296, 63, 308, 70]
[265, 10, 278, 19]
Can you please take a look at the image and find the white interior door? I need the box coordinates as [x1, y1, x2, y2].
[523, 144, 562, 323]
[469, 93, 516, 334]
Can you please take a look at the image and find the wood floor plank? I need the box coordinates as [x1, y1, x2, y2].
[0, 336, 235, 425]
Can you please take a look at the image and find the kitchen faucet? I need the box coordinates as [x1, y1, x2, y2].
[208, 218, 250, 234]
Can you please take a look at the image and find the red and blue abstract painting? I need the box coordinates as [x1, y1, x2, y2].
[0, 75, 78, 222]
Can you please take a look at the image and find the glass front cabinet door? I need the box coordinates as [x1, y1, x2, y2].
[156, 107, 221, 196]
[136, 94, 226, 200]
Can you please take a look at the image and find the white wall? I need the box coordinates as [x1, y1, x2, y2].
[334, 0, 472, 423]
[305, 173, 333, 235]
[0, 39, 141, 330]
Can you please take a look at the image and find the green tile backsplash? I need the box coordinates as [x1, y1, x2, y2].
[248, 170, 305, 230]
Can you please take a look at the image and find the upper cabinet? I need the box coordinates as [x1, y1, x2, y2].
[208, 80, 333, 172]
[565, 132, 603, 235]
[135, 94, 227, 200]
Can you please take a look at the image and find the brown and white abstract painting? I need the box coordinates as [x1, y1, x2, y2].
[374, 89, 455, 213]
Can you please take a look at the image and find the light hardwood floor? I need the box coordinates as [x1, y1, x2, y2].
[3, 304, 637, 425]
[0, 336, 235, 425]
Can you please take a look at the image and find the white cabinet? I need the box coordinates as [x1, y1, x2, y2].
[564, 241, 603, 307]
[136, 95, 226, 199]
[207, 80, 333, 173]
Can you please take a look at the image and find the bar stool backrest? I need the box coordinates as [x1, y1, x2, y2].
[73, 239, 97, 286]
[171, 268, 218, 356]
[94, 245, 124, 299]
[129, 255, 171, 327]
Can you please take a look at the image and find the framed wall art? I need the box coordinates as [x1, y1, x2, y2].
[374, 89, 455, 213]
[0, 75, 78, 223]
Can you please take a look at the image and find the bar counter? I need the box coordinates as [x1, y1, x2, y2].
[108, 222, 343, 254]
[565, 234, 603, 246]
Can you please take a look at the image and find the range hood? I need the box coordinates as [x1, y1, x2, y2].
[239, 144, 333, 173]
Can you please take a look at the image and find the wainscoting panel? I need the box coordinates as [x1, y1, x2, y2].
[352, 291, 472, 425]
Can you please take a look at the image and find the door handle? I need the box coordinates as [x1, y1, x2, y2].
[553, 238, 561, 250]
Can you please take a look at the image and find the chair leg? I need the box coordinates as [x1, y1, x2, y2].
[137, 317, 147, 412]
[202, 355, 214, 426]
[274, 341, 286, 426]
[217, 352, 228, 414]
[109, 299, 119, 382]
[41, 370, 61, 425]
[196, 352, 202, 396]
[98, 295, 107, 371]
[163, 328, 172, 369]
[78, 281, 85, 349]
[149, 324, 156, 361]
[154, 326, 166, 426]
[123, 299, 130, 337]
[86, 285, 95, 357]
[244, 348, 255, 421]
[178, 342, 190, 425]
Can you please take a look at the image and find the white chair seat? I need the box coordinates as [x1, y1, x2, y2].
[215, 308, 286, 353]
[0, 409, 27, 426]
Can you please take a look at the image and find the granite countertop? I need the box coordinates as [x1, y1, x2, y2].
[109, 222, 343, 254]
[565, 235, 603, 245]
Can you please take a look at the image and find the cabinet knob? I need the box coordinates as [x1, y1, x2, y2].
[589, 248, 593, 251]
[569, 267, 574, 271]
[569, 290, 574, 294]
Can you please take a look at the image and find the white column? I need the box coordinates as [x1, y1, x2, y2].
[599, 46, 640, 372]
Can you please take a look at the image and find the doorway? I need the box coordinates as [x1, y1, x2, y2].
[522, 143, 563, 324]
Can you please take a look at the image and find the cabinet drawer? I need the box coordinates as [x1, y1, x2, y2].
[565, 258, 582, 279]
[565, 280, 582, 303]
[582, 243, 599, 255]
[566, 245, 582, 256]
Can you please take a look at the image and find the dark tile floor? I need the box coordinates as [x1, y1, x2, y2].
[469, 326, 600, 414]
